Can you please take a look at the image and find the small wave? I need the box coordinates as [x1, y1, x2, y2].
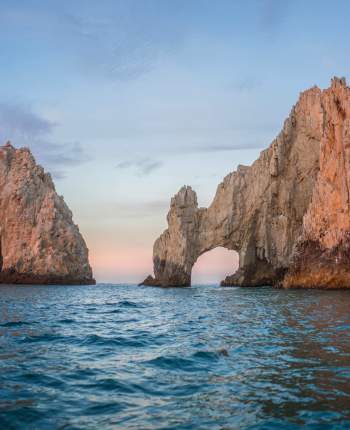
[118, 300, 141, 308]
[99, 309, 122, 315]
[21, 333, 72, 343]
[145, 350, 227, 372]
[1, 321, 35, 327]
[84, 401, 125, 416]
[57, 318, 75, 324]
[145, 355, 202, 372]
[192, 350, 221, 360]
[22, 373, 64, 389]
[81, 378, 137, 394]
[82, 334, 147, 348]
[65, 367, 99, 381]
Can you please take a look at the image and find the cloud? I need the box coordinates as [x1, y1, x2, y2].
[71, 22, 183, 80]
[68, 1, 190, 81]
[182, 142, 265, 153]
[116, 158, 163, 176]
[64, 14, 156, 80]
[259, 0, 290, 33]
[0, 1, 190, 81]
[41, 141, 90, 166]
[0, 102, 54, 137]
[231, 77, 262, 93]
[0, 103, 89, 179]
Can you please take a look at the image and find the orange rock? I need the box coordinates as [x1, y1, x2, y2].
[284, 77, 350, 288]
[0, 144, 95, 285]
[142, 77, 350, 289]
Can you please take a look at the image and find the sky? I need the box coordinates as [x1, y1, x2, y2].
[0, 0, 350, 283]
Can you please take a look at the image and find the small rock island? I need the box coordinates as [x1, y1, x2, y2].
[0, 142, 95, 284]
[142, 77, 350, 289]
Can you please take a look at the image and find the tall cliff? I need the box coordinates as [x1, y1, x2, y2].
[0, 142, 95, 284]
[142, 77, 350, 289]
[284, 77, 350, 288]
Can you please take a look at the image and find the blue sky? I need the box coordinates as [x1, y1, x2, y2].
[0, 0, 349, 282]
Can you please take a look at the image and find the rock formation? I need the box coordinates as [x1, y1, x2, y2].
[0, 142, 95, 284]
[142, 77, 350, 288]
[284, 77, 350, 288]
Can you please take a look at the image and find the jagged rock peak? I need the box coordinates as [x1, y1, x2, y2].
[0, 143, 95, 285]
[331, 76, 347, 87]
[3, 140, 15, 149]
[142, 77, 350, 289]
[171, 186, 198, 208]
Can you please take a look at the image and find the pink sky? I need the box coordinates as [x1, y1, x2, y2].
[90, 243, 238, 285]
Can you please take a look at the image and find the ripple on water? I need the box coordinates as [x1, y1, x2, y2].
[1, 321, 36, 327]
[57, 318, 75, 324]
[145, 354, 216, 372]
[118, 300, 142, 308]
[82, 333, 147, 348]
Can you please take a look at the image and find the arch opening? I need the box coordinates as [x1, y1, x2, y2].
[191, 246, 239, 285]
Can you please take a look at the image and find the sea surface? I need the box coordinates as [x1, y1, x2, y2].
[0, 284, 349, 429]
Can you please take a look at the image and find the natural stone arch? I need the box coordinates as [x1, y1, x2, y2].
[142, 78, 350, 289]
[191, 246, 238, 285]
[144, 173, 300, 286]
[141, 80, 323, 288]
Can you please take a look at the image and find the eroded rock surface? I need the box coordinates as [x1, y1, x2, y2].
[284, 77, 350, 288]
[142, 77, 350, 288]
[0, 142, 95, 284]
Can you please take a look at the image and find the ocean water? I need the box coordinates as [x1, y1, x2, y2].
[0, 284, 349, 430]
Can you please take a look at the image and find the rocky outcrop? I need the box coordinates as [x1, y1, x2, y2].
[142, 77, 350, 288]
[284, 77, 350, 288]
[0, 142, 95, 285]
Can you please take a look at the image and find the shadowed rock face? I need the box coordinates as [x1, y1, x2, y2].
[142, 77, 350, 288]
[0, 142, 95, 285]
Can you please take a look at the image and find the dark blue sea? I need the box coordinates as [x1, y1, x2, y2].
[0, 284, 349, 429]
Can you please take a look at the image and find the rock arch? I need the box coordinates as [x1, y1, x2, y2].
[142, 78, 350, 288]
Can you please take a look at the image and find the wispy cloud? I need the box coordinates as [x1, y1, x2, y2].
[259, 0, 290, 34]
[0, 2, 188, 82]
[116, 158, 163, 176]
[182, 142, 265, 153]
[231, 77, 262, 93]
[68, 9, 186, 81]
[0, 103, 89, 179]
[0, 102, 54, 137]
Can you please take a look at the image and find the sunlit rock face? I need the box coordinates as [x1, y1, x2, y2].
[143, 78, 350, 288]
[0, 142, 95, 285]
[284, 77, 350, 288]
